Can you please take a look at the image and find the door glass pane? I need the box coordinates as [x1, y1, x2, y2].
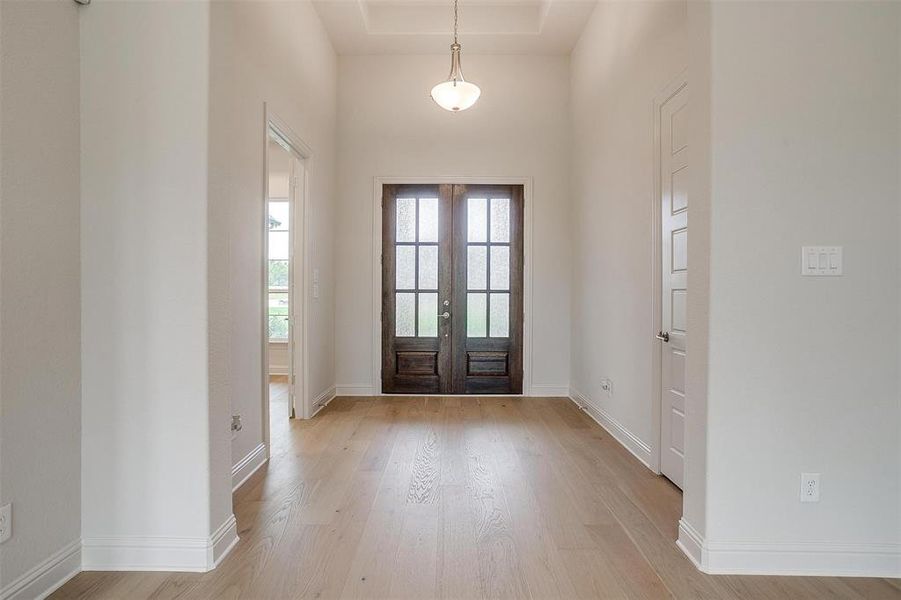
[269, 292, 289, 315]
[468, 198, 487, 242]
[268, 315, 289, 340]
[490, 246, 509, 290]
[269, 230, 289, 260]
[396, 245, 416, 290]
[269, 260, 289, 288]
[418, 293, 438, 337]
[490, 198, 510, 242]
[395, 293, 415, 337]
[419, 197, 438, 242]
[467, 246, 487, 290]
[467, 292, 487, 337]
[489, 293, 509, 338]
[268, 292, 289, 339]
[396, 198, 416, 242]
[268, 202, 289, 231]
[418, 245, 438, 290]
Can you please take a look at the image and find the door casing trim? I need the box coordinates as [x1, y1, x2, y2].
[371, 176, 533, 396]
[263, 103, 314, 447]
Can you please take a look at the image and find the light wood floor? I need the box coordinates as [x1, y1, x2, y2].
[55, 381, 900, 599]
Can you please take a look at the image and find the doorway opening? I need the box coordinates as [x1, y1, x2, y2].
[380, 183, 525, 395]
[263, 112, 312, 445]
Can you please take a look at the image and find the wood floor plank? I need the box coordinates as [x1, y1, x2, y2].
[559, 548, 632, 599]
[337, 506, 407, 599]
[436, 484, 482, 600]
[407, 427, 441, 503]
[585, 523, 674, 600]
[52, 386, 901, 600]
[464, 421, 532, 600]
[387, 503, 440, 598]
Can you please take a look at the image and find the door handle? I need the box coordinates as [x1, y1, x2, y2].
[656, 331, 670, 342]
[439, 311, 450, 319]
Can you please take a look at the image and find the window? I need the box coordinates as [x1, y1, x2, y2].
[268, 200, 289, 340]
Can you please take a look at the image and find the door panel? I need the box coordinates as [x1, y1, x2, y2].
[452, 185, 524, 394]
[660, 84, 688, 489]
[382, 184, 453, 393]
[382, 183, 523, 394]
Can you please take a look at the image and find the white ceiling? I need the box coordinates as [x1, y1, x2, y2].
[312, 0, 598, 55]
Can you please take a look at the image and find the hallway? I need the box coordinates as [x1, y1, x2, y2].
[52, 396, 899, 599]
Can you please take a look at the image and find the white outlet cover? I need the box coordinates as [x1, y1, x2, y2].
[800, 472, 820, 502]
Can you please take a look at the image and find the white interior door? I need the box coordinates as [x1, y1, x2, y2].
[289, 154, 304, 419]
[660, 82, 688, 489]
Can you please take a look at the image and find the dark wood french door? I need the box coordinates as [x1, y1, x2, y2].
[382, 183, 523, 394]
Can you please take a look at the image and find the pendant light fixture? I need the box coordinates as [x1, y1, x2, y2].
[430, 0, 481, 112]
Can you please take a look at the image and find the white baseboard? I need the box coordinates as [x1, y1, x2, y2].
[569, 387, 654, 470]
[310, 386, 337, 417]
[335, 384, 374, 396]
[232, 442, 268, 491]
[677, 518, 705, 570]
[207, 515, 239, 569]
[678, 518, 901, 577]
[82, 514, 239, 573]
[0, 539, 81, 600]
[529, 384, 571, 397]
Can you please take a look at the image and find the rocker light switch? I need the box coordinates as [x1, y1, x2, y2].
[801, 246, 842, 276]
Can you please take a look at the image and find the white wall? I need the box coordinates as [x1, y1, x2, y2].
[335, 54, 571, 393]
[208, 0, 337, 497]
[80, 0, 217, 563]
[685, 0, 901, 575]
[569, 1, 687, 459]
[0, 0, 82, 592]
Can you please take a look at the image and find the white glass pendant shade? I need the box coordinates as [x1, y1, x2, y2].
[430, 80, 481, 112]
[431, 43, 480, 112]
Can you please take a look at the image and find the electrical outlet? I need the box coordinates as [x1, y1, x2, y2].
[231, 415, 243, 434]
[0, 504, 11, 544]
[800, 473, 820, 502]
[600, 378, 613, 398]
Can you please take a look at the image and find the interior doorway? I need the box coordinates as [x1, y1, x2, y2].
[263, 117, 309, 429]
[381, 183, 524, 394]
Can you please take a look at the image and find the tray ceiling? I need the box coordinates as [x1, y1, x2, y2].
[312, 0, 598, 55]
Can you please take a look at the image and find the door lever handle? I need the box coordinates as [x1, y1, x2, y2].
[439, 311, 450, 319]
[656, 331, 670, 342]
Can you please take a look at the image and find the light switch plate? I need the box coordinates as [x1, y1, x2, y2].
[801, 246, 842, 276]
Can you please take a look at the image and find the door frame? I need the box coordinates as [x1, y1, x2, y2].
[371, 176, 534, 396]
[651, 73, 688, 476]
[262, 104, 314, 462]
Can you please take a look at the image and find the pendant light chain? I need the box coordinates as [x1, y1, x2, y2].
[453, 0, 459, 45]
